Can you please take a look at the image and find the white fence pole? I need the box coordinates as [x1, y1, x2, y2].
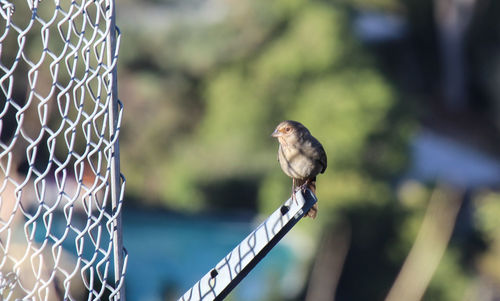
[0, 1, 127, 299]
[179, 189, 317, 301]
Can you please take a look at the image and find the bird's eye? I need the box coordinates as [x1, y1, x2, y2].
[285, 127, 291, 132]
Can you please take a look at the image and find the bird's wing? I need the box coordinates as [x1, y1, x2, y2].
[311, 137, 327, 173]
[318, 145, 327, 173]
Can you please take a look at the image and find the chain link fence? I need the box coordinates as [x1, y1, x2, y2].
[0, 0, 126, 300]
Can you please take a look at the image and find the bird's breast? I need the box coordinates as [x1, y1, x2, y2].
[278, 144, 320, 179]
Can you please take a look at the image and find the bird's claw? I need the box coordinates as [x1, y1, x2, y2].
[299, 182, 308, 193]
[291, 192, 298, 205]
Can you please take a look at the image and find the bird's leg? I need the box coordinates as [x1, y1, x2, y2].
[299, 178, 310, 192]
[299, 178, 316, 194]
[292, 178, 297, 204]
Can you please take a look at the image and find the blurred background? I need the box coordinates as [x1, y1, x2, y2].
[116, 0, 500, 300]
[113, 0, 500, 300]
[3, 0, 500, 300]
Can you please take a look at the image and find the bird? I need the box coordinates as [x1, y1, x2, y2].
[271, 120, 327, 218]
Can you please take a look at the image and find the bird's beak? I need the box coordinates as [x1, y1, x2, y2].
[271, 129, 281, 138]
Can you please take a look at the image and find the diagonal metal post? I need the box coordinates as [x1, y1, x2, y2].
[179, 189, 317, 301]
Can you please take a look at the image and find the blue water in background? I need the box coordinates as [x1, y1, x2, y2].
[123, 208, 297, 301]
[32, 207, 299, 301]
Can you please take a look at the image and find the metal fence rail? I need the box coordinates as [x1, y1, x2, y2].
[179, 189, 317, 301]
[0, 0, 126, 300]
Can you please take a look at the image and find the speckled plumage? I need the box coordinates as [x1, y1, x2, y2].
[271, 120, 327, 218]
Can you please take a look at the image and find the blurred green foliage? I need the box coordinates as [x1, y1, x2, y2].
[474, 191, 500, 286]
[3, 0, 500, 300]
[115, 0, 500, 300]
[9, 0, 490, 299]
[119, 0, 410, 216]
[118, 0, 416, 299]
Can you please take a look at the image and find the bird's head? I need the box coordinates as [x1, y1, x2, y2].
[271, 120, 309, 144]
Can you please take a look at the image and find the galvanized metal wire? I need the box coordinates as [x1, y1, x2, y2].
[0, 0, 126, 300]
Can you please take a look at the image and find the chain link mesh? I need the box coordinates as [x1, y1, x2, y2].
[0, 0, 126, 300]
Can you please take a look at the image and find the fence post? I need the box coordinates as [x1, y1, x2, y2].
[106, 0, 126, 300]
[179, 189, 317, 301]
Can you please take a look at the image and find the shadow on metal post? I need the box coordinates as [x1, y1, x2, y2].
[178, 189, 318, 301]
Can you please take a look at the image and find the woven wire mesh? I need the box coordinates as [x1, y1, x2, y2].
[0, 0, 126, 300]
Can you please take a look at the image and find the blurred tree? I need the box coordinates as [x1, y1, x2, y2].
[115, 0, 500, 300]
[2, 0, 500, 300]
[148, 1, 410, 216]
[118, 0, 413, 299]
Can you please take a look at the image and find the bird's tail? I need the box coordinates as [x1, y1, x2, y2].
[307, 203, 318, 219]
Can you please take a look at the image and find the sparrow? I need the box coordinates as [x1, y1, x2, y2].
[271, 120, 327, 218]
